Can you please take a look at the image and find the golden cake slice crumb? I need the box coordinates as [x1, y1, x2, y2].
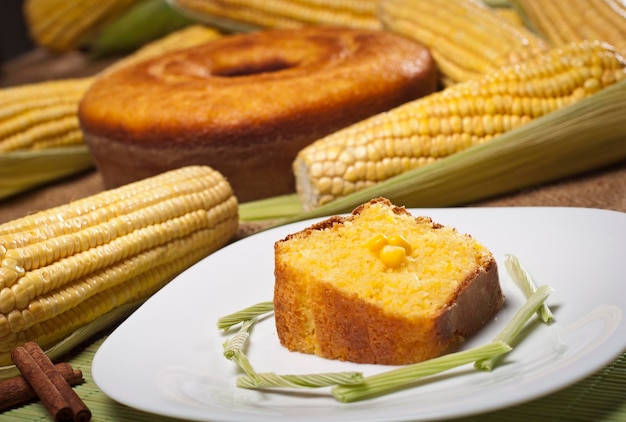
[273, 197, 504, 365]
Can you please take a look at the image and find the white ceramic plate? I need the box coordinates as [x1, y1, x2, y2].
[92, 207, 626, 422]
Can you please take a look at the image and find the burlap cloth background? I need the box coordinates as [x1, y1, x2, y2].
[1, 49, 625, 227]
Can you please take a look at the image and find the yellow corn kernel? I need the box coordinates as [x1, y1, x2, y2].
[0, 81, 91, 121]
[494, 7, 525, 27]
[294, 41, 626, 210]
[365, 233, 412, 267]
[0, 116, 80, 153]
[379, 245, 407, 268]
[0, 166, 238, 366]
[365, 233, 388, 253]
[30, 129, 84, 150]
[387, 234, 412, 256]
[0, 79, 92, 152]
[517, 0, 626, 58]
[0, 103, 77, 140]
[379, 0, 548, 84]
[23, 0, 138, 53]
[172, 0, 381, 32]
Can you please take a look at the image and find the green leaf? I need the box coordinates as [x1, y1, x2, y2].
[331, 341, 511, 403]
[87, 0, 194, 57]
[505, 254, 554, 324]
[217, 301, 274, 330]
[237, 371, 364, 389]
[475, 285, 553, 371]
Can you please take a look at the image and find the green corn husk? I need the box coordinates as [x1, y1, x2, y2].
[0, 146, 94, 201]
[239, 78, 626, 225]
[87, 0, 195, 57]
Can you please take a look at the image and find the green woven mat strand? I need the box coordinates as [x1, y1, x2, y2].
[2, 334, 625, 422]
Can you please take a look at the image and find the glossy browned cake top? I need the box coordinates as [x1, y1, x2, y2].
[78, 26, 436, 147]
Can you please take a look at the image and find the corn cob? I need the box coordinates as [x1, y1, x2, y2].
[379, 0, 548, 85]
[23, 0, 140, 53]
[0, 79, 94, 153]
[514, 0, 626, 57]
[293, 41, 626, 211]
[171, 0, 381, 32]
[494, 7, 525, 27]
[0, 25, 221, 154]
[0, 166, 238, 367]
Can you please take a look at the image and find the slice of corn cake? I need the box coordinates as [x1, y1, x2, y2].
[273, 197, 504, 365]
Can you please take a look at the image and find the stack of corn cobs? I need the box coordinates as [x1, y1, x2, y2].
[0, 0, 625, 371]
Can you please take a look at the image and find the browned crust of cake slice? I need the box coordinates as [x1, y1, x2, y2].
[274, 254, 502, 365]
[435, 257, 503, 340]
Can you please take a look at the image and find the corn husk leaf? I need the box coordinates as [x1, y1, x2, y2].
[240, 79, 626, 225]
[0, 146, 94, 201]
[87, 0, 195, 57]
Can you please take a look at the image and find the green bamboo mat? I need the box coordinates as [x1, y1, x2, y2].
[2, 335, 625, 422]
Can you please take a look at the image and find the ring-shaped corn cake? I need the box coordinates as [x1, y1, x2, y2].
[78, 27, 437, 201]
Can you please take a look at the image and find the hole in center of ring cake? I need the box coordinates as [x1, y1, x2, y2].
[213, 57, 296, 77]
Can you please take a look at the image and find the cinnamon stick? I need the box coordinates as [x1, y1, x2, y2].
[0, 362, 83, 411]
[10, 346, 73, 421]
[23, 342, 92, 422]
